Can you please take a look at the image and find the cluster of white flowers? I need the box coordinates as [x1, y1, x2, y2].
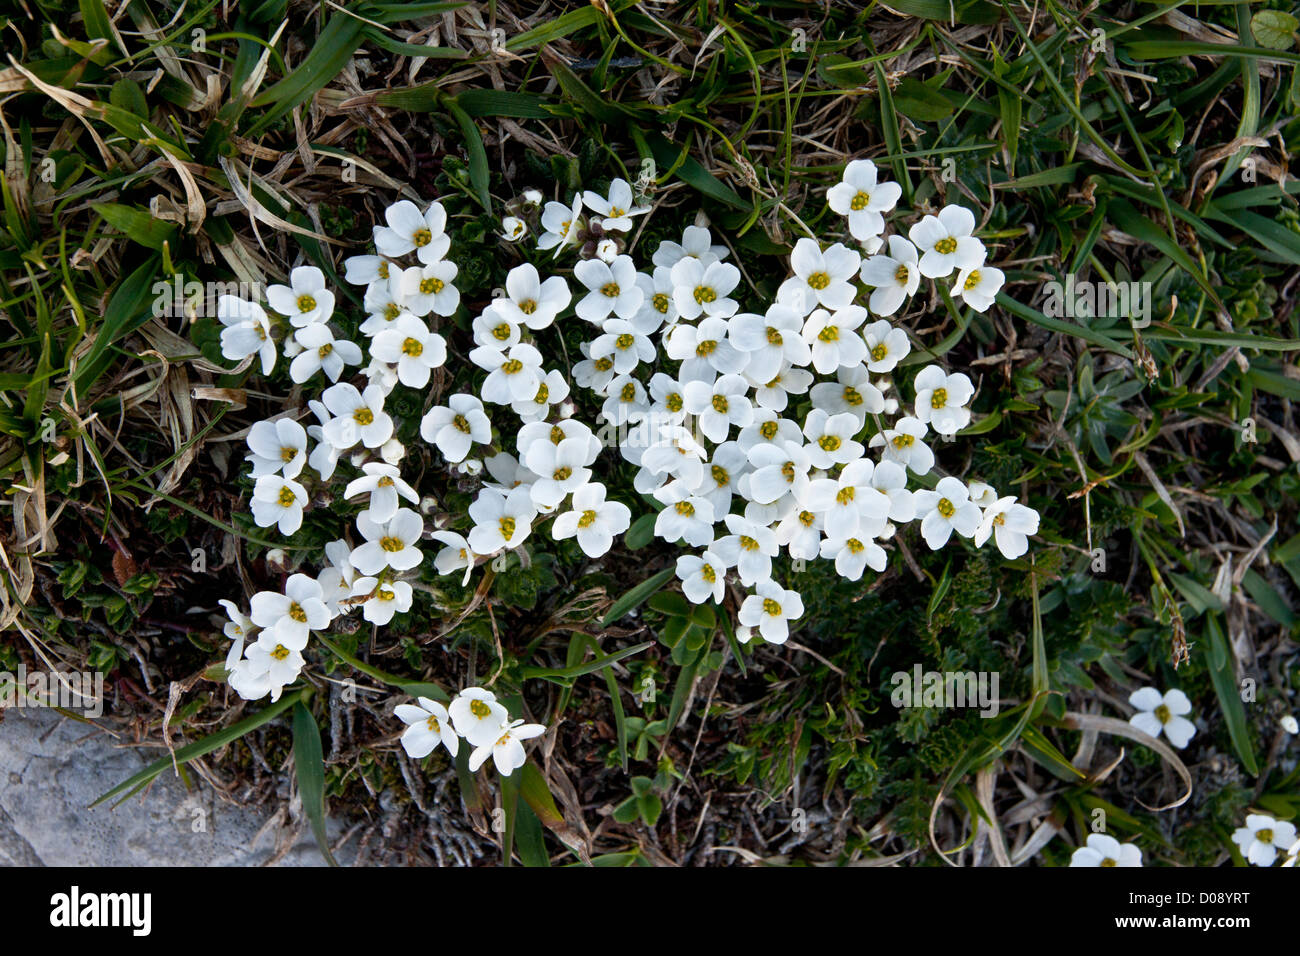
[395, 688, 545, 777]
[212, 163, 1039, 736]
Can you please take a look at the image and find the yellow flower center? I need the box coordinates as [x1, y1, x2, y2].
[798, 510, 815, 527]
[893, 264, 910, 284]
[492, 323, 512, 340]
[499, 516, 516, 541]
[759, 421, 778, 440]
[502, 359, 524, 374]
[807, 271, 830, 290]
[296, 294, 317, 313]
[452, 414, 471, 434]
[383, 303, 401, 321]
[620, 382, 636, 401]
[818, 435, 841, 452]
[277, 486, 298, 507]
[711, 395, 729, 413]
[934, 237, 958, 255]
[762, 597, 782, 616]
[594, 357, 613, 372]
[578, 509, 597, 528]
[870, 344, 888, 362]
[377, 262, 389, 278]
[963, 270, 981, 291]
[936, 498, 955, 519]
[844, 385, 863, 405]
[892, 433, 914, 449]
[711, 465, 729, 486]
[553, 466, 572, 481]
[740, 535, 759, 551]
[817, 325, 839, 342]
[470, 699, 492, 719]
[420, 277, 445, 295]
[616, 333, 634, 350]
[931, 387, 948, 409]
[378, 588, 395, 601]
[666, 393, 683, 413]
[354, 407, 374, 425]
[377, 476, 394, 487]
[413, 228, 432, 247]
[281, 446, 298, 462]
[850, 191, 870, 211]
[549, 425, 565, 444]
[519, 299, 537, 315]
[534, 383, 549, 404]
[380, 535, 404, 552]
[271, 644, 291, 661]
[653, 293, 670, 313]
[700, 563, 716, 583]
[288, 602, 307, 623]
[601, 282, 620, 298]
[847, 538, 864, 553]
[426, 714, 441, 733]
[1154, 704, 1171, 724]
[836, 487, 855, 504]
[781, 461, 796, 483]
[694, 286, 716, 304]
[402, 337, 423, 357]
[766, 327, 783, 345]
[1258, 828, 1274, 843]
[674, 501, 695, 517]
[1100, 858, 1117, 868]
[695, 340, 717, 357]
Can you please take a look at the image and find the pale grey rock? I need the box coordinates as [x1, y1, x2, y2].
[0, 707, 346, 866]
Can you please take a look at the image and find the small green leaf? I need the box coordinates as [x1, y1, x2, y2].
[1252, 10, 1298, 51]
[292, 702, 337, 866]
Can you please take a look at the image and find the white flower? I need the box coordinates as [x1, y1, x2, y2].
[420, 393, 492, 463]
[664, 316, 747, 379]
[306, 400, 340, 479]
[808, 364, 885, 425]
[373, 199, 450, 264]
[245, 418, 308, 479]
[861, 319, 911, 373]
[859, 235, 921, 317]
[371, 315, 447, 388]
[501, 216, 528, 241]
[472, 342, 545, 405]
[820, 535, 886, 581]
[360, 274, 414, 337]
[738, 580, 804, 644]
[395, 697, 459, 759]
[908, 204, 985, 278]
[351, 508, 424, 576]
[635, 267, 680, 332]
[551, 482, 630, 557]
[468, 486, 538, 553]
[775, 505, 823, 560]
[729, 304, 812, 383]
[966, 480, 998, 508]
[974, 496, 1040, 559]
[320, 383, 394, 449]
[590, 319, 655, 375]
[671, 258, 741, 320]
[912, 476, 981, 549]
[344, 462, 419, 523]
[601, 374, 651, 426]
[469, 718, 546, 775]
[217, 599, 255, 670]
[400, 260, 460, 318]
[1283, 714, 1299, 734]
[913, 365, 974, 436]
[524, 436, 594, 509]
[953, 264, 1005, 313]
[653, 224, 728, 269]
[351, 576, 412, 625]
[1069, 833, 1143, 867]
[266, 265, 334, 327]
[683, 373, 753, 442]
[250, 474, 308, 534]
[430, 530, 477, 585]
[778, 238, 860, 313]
[802, 305, 869, 375]
[595, 239, 620, 263]
[693, 441, 749, 517]
[653, 494, 715, 547]
[1127, 687, 1196, 750]
[512, 369, 571, 423]
[802, 409, 864, 469]
[342, 254, 395, 286]
[746, 440, 812, 505]
[217, 295, 276, 374]
[496, 263, 571, 330]
[870, 460, 916, 522]
[710, 514, 779, 586]
[473, 304, 521, 350]
[316, 539, 357, 616]
[648, 372, 689, 425]
[869, 416, 934, 475]
[574, 255, 643, 323]
[448, 687, 509, 746]
[582, 178, 648, 232]
[1232, 814, 1298, 867]
[676, 550, 727, 604]
[803, 458, 889, 535]
[827, 159, 902, 242]
[538, 196, 583, 255]
[238, 630, 305, 702]
[249, 573, 330, 648]
[289, 323, 362, 383]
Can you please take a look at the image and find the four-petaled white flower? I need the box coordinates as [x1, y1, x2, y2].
[551, 482, 630, 557]
[827, 159, 902, 242]
[1231, 814, 1297, 867]
[1069, 833, 1143, 867]
[395, 697, 459, 759]
[267, 266, 334, 327]
[351, 508, 424, 576]
[908, 204, 986, 278]
[1127, 687, 1196, 750]
[738, 580, 804, 644]
[369, 315, 447, 388]
[582, 178, 648, 233]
